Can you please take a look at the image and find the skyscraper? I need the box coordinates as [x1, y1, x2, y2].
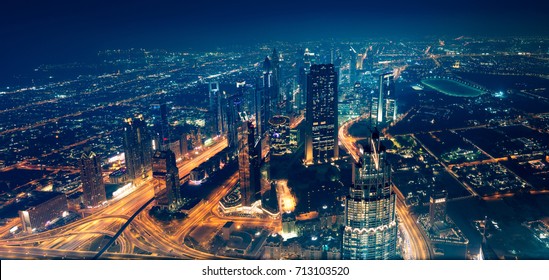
[150, 102, 170, 151]
[334, 51, 343, 86]
[271, 48, 282, 113]
[208, 82, 225, 137]
[236, 81, 251, 114]
[295, 48, 316, 113]
[342, 129, 398, 260]
[349, 46, 358, 83]
[78, 148, 106, 207]
[180, 133, 189, 159]
[257, 56, 274, 136]
[372, 72, 397, 125]
[238, 121, 261, 207]
[123, 114, 153, 181]
[152, 150, 182, 211]
[385, 99, 397, 122]
[364, 46, 374, 71]
[269, 115, 290, 156]
[304, 64, 339, 164]
[227, 92, 246, 149]
[429, 188, 448, 225]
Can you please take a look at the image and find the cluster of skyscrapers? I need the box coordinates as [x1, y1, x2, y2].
[217, 50, 285, 214]
[74, 46, 401, 259]
[78, 106, 184, 212]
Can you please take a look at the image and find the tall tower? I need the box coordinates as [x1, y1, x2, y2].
[227, 92, 246, 149]
[208, 82, 224, 138]
[238, 121, 262, 207]
[372, 72, 396, 125]
[349, 46, 358, 83]
[334, 51, 343, 86]
[342, 129, 398, 260]
[271, 48, 282, 113]
[150, 102, 170, 151]
[304, 64, 339, 164]
[123, 114, 153, 181]
[180, 133, 188, 159]
[296, 48, 316, 113]
[269, 115, 290, 156]
[152, 150, 182, 211]
[258, 56, 273, 136]
[429, 187, 448, 225]
[78, 148, 106, 207]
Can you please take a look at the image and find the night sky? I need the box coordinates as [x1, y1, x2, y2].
[1, 0, 548, 73]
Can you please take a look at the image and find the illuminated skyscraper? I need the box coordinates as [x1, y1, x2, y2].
[271, 48, 282, 112]
[296, 48, 316, 112]
[385, 99, 397, 122]
[256, 56, 273, 136]
[180, 133, 189, 158]
[150, 102, 170, 151]
[304, 64, 339, 164]
[334, 51, 343, 86]
[227, 92, 246, 149]
[208, 82, 225, 137]
[269, 115, 290, 156]
[78, 148, 106, 207]
[123, 114, 153, 181]
[372, 72, 397, 125]
[429, 188, 448, 225]
[152, 150, 182, 211]
[236, 81, 251, 114]
[342, 129, 398, 260]
[349, 46, 358, 83]
[364, 46, 374, 71]
[238, 121, 261, 207]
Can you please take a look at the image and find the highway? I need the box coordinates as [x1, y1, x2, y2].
[338, 115, 368, 163]
[0, 139, 229, 259]
[338, 116, 434, 260]
[2, 116, 433, 260]
[177, 138, 228, 180]
[0, 245, 179, 260]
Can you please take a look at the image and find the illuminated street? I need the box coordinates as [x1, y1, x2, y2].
[0, 140, 229, 259]
[1, 4, 548, 262]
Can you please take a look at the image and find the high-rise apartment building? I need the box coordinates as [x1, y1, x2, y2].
[304, 64, 339, 164]
[150, 102, 170, 151]
[372, 72, 397, 125]
[152, 150, 182, 211]
[123, 114, 153, 181]
[238, 121, 262, 206]
[78, 149, 106, 207]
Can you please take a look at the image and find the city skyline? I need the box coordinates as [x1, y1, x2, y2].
[1, 1, 549, 262]
[2, 0, 549, 77]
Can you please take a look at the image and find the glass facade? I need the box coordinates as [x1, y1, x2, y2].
[78, 150, 107, 207]
[342, 131, 398, 260]
[305, 64, 339, 164]
[123, 114, 153, 181]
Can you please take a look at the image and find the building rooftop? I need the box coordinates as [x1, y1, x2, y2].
[24, 191, 65, 208]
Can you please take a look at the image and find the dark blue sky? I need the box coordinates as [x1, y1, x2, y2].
[1, 0, 548, 73]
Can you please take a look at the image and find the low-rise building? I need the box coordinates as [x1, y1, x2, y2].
[19, 191, 68, 233]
